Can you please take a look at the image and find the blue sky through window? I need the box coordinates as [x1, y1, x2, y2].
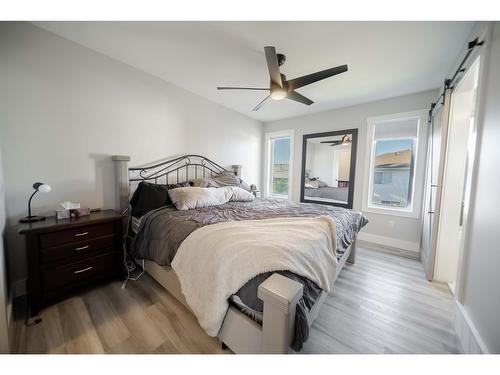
[273, 138, 290, 164]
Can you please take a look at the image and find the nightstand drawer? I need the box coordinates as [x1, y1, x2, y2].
[40, 222, 114, 248]
[40, 235, 116, 263]
[43, 252, 116, 292]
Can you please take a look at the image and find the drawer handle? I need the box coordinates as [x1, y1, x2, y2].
[74, 266, 93, 274]
[75, 232, 89, 237]
[75, 245, 90, 251]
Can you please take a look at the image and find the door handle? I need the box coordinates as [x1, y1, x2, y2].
[74, 266, 93, 274]
[459, 201, 465, 226]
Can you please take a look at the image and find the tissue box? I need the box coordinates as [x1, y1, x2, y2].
[55, 210, 70, 220]
[56, 208, 91, 220]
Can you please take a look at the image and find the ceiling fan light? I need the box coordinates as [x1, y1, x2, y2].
[270, 88, 287, 100]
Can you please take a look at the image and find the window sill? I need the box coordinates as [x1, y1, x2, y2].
[266, 194, 290, 200]
[362, 205, 420, 219]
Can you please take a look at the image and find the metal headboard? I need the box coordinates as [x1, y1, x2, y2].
[112, 154, 241, 213]
[129, 154, 230, 185]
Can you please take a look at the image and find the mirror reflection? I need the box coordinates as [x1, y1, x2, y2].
[301, 130, 357, 208]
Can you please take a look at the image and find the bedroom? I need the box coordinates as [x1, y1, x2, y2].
[0, 1, 499, 373]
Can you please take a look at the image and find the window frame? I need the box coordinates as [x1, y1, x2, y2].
[362, 110, 428, 218]
[264, 129, 294, 199]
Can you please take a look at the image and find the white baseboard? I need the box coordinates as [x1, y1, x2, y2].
[357, 232, 420, 256]
[453, 300, 489, 354]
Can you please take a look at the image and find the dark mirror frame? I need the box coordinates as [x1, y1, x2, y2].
[300, 128, 358, 209]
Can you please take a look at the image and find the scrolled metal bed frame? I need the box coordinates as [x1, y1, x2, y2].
[112, 154, 355, 354]
[128, 154, 230, 184]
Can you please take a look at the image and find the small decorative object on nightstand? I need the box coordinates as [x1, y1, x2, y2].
[19, 182, 51, 223]
[18, 209, 125, 317]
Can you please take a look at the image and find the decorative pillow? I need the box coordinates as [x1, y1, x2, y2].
[188, 178, 217, 188]
[130, 181, 186, 217]
[188, 172, 252, 192]
[168, 186, 254, 211]
[305, 178, 328, 189]
[228, 186, 255, 202]
[238, 179, 252, 192]
[213, 171, 241, 186]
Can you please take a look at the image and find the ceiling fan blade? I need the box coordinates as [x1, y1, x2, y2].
[287, 90, 314, 106]
[264, 46, 283, 88]
[217, 87, 270, 91]
[252, 95, 270, 111]
[287, 64, 348, 91]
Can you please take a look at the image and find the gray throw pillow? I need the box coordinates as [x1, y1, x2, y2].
[188, 172, 252, 192]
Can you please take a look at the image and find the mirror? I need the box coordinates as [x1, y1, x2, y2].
[300, 129, 358, 208]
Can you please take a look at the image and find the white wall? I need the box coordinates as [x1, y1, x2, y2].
[264, 90, 437, 252]
[310, 143, 336, 186]
[0, 22, 262, 289]
[338, 149, 351, 181]
[459, 22, 500, 353]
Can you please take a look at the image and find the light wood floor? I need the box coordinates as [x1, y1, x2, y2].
[13, 248, 462, 354]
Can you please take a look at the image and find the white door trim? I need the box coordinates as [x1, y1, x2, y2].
[454, 26, 491, 303]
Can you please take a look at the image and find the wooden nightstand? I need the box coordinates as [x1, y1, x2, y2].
[18, 210, 125, 317]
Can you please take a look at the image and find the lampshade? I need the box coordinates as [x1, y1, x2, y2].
[33, 182, 51, 193]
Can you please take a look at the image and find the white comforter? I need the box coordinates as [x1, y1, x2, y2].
[171, 216, 338, 336]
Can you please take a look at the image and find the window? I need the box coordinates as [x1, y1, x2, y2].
[374, 171, 393, 185]
[372, 139, 414, 207]
[363, 111, 427, 218]
[265, 130, 294, 199]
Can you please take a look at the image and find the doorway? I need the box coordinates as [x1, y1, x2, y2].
[434, 57, 481, 294]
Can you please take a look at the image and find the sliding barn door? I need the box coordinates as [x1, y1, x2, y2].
[420, 89, 451, 281]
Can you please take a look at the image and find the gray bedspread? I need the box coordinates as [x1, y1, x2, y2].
[129, 198, 367, 351]
[130, 198, 367, 265]
[304, 186, 349, 202]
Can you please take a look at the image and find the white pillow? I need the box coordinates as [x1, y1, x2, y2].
[228, 186, 255, 202]
[168, 186, 254, 211]
[305, 182, 318, 189]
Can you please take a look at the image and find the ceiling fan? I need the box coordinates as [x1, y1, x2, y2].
[320, 134, 351, 147]
[217, 46, 348, 111]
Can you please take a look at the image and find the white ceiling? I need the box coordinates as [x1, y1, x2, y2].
[33, 21, 474, 122]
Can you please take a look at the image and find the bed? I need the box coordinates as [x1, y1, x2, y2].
[113, 154, 367, 353]
[304, 186, 349, 202]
